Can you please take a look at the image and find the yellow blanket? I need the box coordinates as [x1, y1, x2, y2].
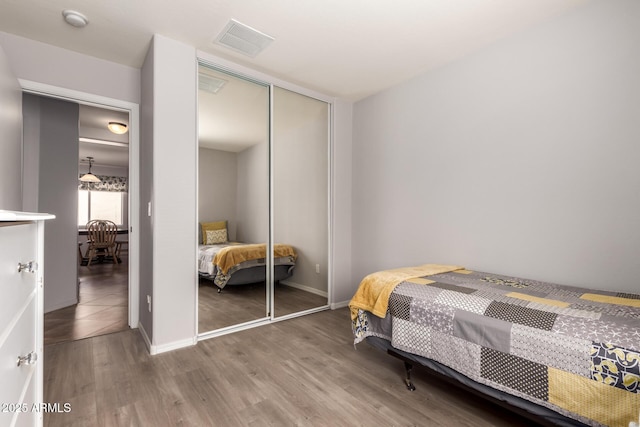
[349, 264, 464, 320]
[213, 243, 296, 274]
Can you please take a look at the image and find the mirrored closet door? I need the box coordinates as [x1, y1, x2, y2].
[197, 63, 270, 333]
[272, 87, 329, 317]
[197, 62, 330, 336]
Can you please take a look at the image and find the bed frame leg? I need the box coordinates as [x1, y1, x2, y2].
[387, 349, 416, 391]
[403, 361, 416, 391]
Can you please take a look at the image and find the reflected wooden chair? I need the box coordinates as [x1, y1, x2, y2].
[85, 219, 118, 266]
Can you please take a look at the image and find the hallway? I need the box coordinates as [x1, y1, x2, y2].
[44, 255, 129, 346]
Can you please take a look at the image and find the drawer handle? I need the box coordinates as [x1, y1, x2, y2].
[17, 261, 37, 274]
[17, 351, 38, 367]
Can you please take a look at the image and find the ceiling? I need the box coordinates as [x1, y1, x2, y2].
[0, 0, 589, 102]
[3, 0, 590, 160]
[78, 105, 129, 168]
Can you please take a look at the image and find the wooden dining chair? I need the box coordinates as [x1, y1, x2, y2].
[85, 219, 118, 266]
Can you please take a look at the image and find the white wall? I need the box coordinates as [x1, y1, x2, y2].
[273, 88, 329, 292]
[149, 35, 197, 351]
[0, 32, 139, 104]
[198, 147, 237, 240]
[236, 142, 269, 243]
[351, 0, 640, 294]
[0, 43, 22, 210]
[331, 100, 353, 304]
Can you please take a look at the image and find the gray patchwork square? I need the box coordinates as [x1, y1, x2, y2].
[481, 347, 548, 401]
[411, 298, 456, 335]
[395, 282, 444, 300]
[389, 292, 411, 321]
[428, 282, 476, 294]
[485, 301, 557, 331]
[435, 290, 492, 315]
[553, 314, 640, 350]
[453, 309, 511, 354]
[430, 330, 481, 379]
[511, 324, 591, 377]
[525, 302, 601, 320]
[617, 292, 640, 300]
[391, 317, 432, 357]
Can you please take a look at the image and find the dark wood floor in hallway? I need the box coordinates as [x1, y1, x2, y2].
[43, 308, 535, 427]
[43, 255, 129, 346]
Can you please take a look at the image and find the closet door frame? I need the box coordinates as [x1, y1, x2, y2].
[196, 54, 332, 341]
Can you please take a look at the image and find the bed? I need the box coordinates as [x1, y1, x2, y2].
[349, 264, 640, 427]
[198, 242, 296, 290]
[197, 220, 297, 291]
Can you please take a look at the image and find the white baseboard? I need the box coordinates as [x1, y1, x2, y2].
[150, 336, 197, 355]
[280, 280, 328, 298]
[44, 298, 78, 314]
[138, 323, 152, 353]
[330, 300, 350, 310]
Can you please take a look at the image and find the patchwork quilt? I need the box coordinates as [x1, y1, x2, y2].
[198, 243, 296, 288]
[351, 268, 640, 427]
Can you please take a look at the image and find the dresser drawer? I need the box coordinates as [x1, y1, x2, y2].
[0, 223, 38, 330]
[13, 372, 39, 427]
[0, 295, 37, 426]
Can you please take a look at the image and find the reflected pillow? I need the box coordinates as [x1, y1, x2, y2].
[205, 228, 227, 245]
[201, 220, 227, 243]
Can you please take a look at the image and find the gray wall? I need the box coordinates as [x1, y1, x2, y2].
[198, 147, 237, 240]
[351, 0, 640, 294]
[23, 94, 79, 312]
[0, 43, 22, 210]
[139, 39, 154, 340]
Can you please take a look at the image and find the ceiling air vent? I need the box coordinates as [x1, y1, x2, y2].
[198, 73, 227, 94]
[215, 19, 274, 57]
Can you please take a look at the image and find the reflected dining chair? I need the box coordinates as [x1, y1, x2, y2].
[85, 219, 118, 266]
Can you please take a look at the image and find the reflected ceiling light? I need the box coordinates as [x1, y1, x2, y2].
[62, 10, 89, 28]
[108, 121, 128, 134]
[80, 157, 101, 183]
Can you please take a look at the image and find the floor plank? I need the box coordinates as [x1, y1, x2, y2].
[198, 279, 327, 332]
[44, 308, 538, 426]
[44, 255, 129, 346]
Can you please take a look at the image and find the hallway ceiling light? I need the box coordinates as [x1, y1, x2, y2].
[62, 10, 89, 28]
[80, 157, 101, 183]
[108, 121, 128, 134]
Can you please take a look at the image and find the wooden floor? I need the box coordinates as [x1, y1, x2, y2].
[44, 308, 536, 427]
[43, 254, 129, 346]
[198, 279, 328, 332]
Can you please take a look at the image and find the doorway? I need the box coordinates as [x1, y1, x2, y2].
[44, 104, 131, 345]
[20, 81, 140, 343]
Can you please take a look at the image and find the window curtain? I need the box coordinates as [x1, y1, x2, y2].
[78, 175, 128, 192]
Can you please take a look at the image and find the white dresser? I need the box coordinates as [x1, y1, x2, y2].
[0, 211, 54, 427]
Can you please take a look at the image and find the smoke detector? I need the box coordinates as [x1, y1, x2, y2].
[215, 19, 274, 57]
[62, 10, 89, 28]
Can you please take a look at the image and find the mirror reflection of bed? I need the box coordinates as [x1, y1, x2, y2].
[197, 63, 329, 334]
